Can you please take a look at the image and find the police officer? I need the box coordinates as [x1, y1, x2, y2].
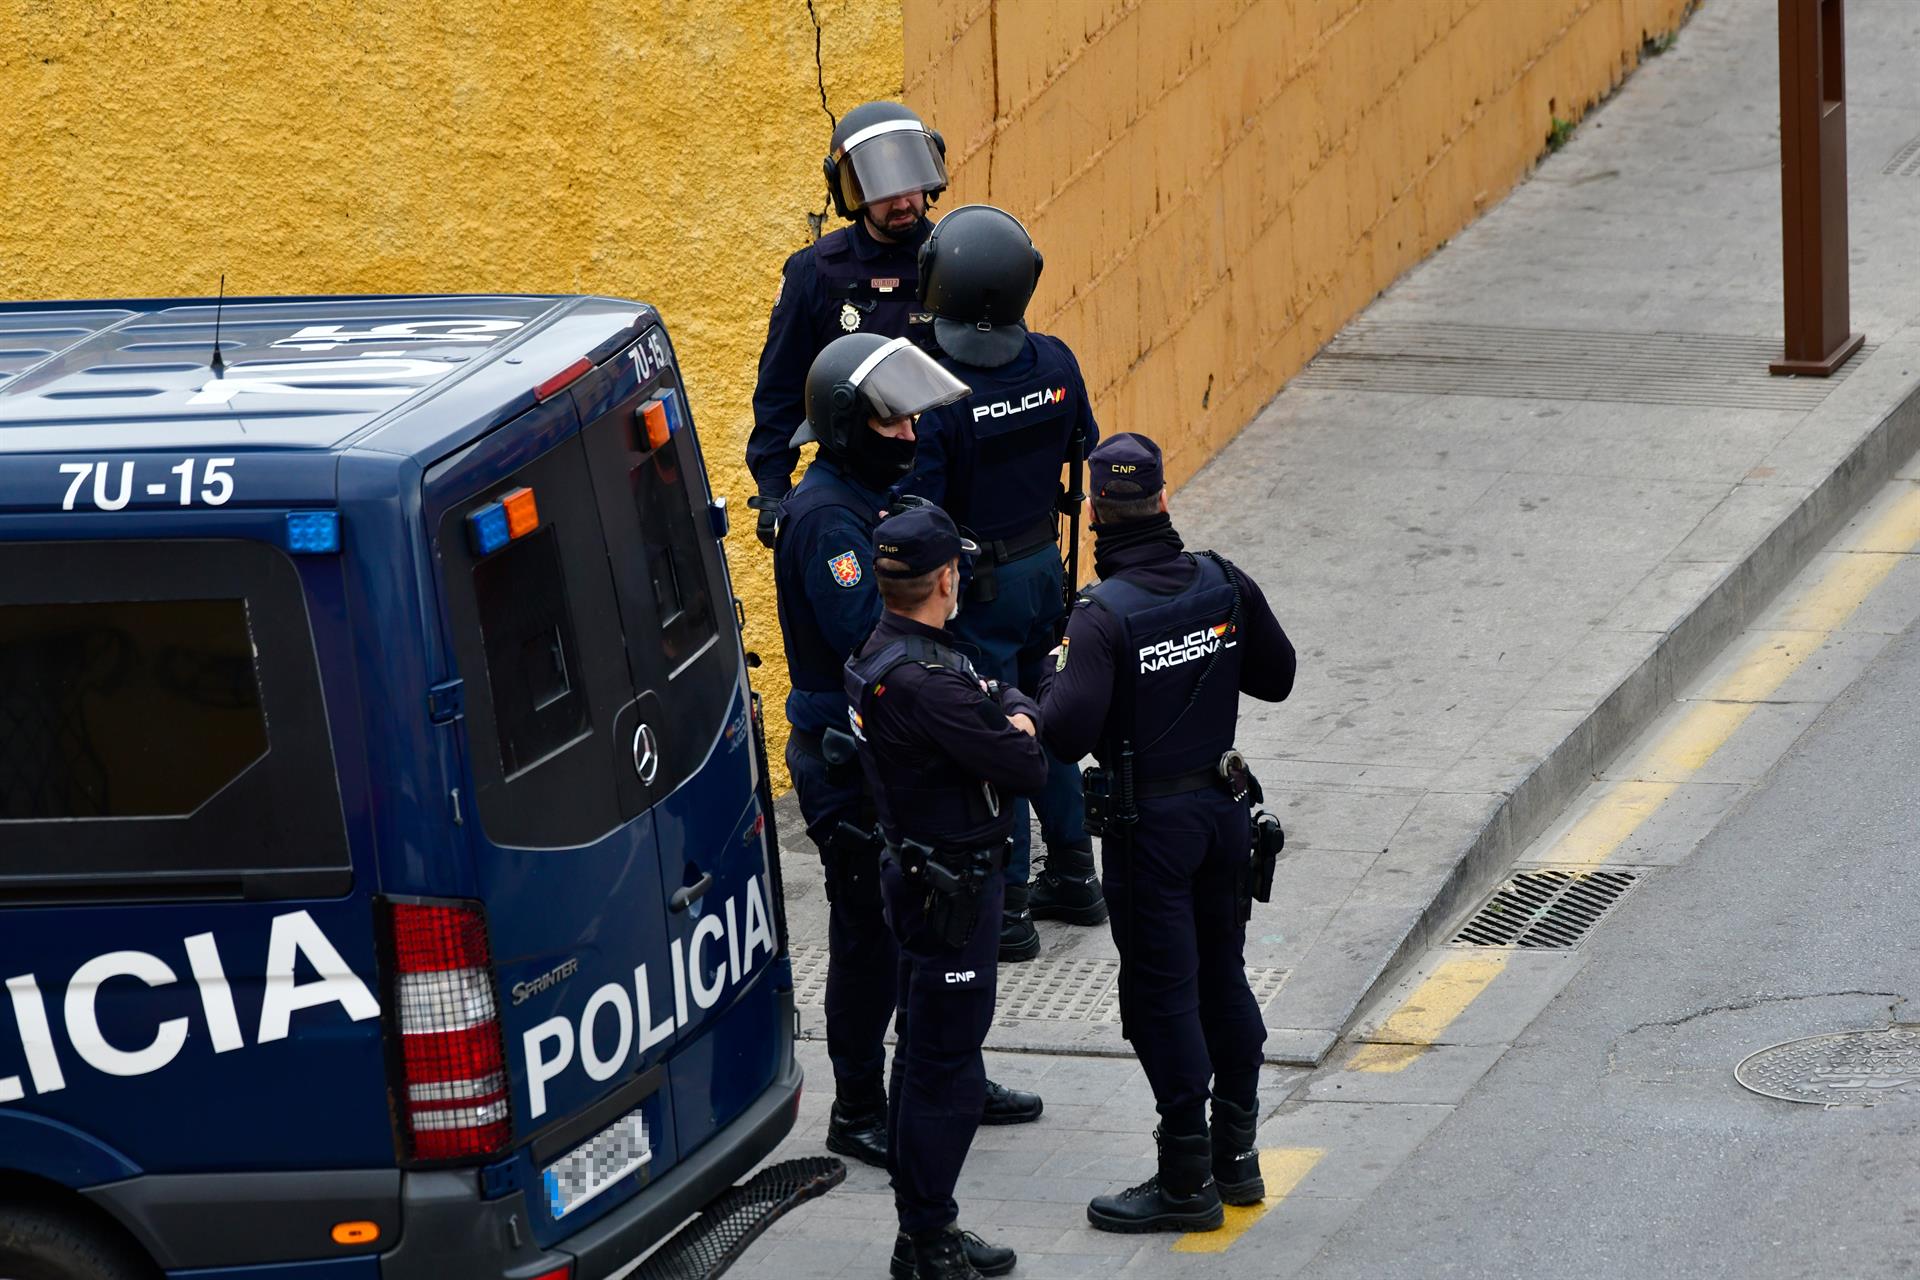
[1036, 433, 1296, 1233]
[845, 503, 1048, 1280]
[775, 333, 1041, 1171]
[748, 101, 950, 546]
[900, 204, 1107, 962]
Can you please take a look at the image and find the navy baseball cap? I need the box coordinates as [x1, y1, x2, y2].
[872, 504, 979, 577]
[1088, 432, 1164, 498]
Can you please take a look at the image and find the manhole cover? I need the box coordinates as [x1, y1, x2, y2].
[1736, 1026, 1920, 1105]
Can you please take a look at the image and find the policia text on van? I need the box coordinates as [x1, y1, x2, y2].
[0, 295, 835, 1280]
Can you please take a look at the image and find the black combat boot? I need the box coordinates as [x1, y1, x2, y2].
[980, 1078, 1043, 1125]
[906, 1225, 998, 1279]
[1209, 1095, 1264, 1205]
[1029, 840, 1108, 925]
[1086, 1125, 1224, 1233]
[998, 881, 1040, 962]
[823, 1083, 887, 1169]
[890, 1227, 1015, 1279]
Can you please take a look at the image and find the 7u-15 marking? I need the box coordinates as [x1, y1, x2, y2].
[60, 458, 236, 511]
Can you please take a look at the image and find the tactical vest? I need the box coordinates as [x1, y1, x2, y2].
[947, 334, 1083, 540]
[814, 227, 931, 345]
[844, 635, 1007, 848]
[1081, 552, 1244, 780]
[774, 466, 879, 693]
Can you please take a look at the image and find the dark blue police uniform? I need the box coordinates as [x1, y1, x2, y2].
[772, 457, 894, 1098]
[749, 219, 934, 499]
[844, 507, 1050, 1248]
[1037, 435, 1295, 1222]
[901, 332, 1099, 889]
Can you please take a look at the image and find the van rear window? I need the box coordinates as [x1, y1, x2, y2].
[472, 526, 590, 777]
[0, 599, 268, 819]
[0, 539, 351, 900]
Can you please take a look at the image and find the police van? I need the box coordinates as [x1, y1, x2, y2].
[0, 295, 834, 1278]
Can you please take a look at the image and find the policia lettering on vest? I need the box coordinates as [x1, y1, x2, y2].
[846, 503, 1049, 1280]
[1037, 432, 1297, 1235]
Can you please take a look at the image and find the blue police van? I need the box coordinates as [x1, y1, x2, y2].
[0, 295, 835, 1278]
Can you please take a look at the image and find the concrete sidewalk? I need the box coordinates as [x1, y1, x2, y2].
[770, 0, 1920, 1066]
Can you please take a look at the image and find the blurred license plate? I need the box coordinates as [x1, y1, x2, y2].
[542, 1108, 651, 1220]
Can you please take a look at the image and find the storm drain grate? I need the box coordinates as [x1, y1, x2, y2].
[1293, 320, 1866, 411]
[1448, 868, 1641, 949]
[1883, 136, 1920, 177]
[790, 945, 1287, 1024]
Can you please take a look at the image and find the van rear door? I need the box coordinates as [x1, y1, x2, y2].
[568, 330, 784, 1155]
[425, 396, 688, 1242]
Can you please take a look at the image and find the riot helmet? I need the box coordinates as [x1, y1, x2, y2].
[794, 334, 970, 489]
[824, 101, 948, 221]
[918, 203, 1045, 368]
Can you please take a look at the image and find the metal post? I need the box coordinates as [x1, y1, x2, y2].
[1771, 0, 1864, 376]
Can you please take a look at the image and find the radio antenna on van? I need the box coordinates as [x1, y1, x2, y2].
[209, 274, 227, 376]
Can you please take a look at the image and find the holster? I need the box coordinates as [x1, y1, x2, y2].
[823, 820, 885, 910]
[967, 555, 999, 605]
[1242, 810, 1285, 921]
[819, 726, 861, 788]
[1082, 766, 1129, 839]
[896, 837, 1003, 949]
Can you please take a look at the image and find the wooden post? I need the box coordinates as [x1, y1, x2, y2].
[1772, 0, 1864, 376]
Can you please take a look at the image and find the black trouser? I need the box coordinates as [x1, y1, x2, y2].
[1102, 789, 1266, 1120]
[879, 849, 1002, 1235]
[787, 736, 898, 1094]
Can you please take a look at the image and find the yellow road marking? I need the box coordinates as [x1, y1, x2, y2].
[1346, 954, 1509, 1072]
[1632, 700, 1757, 781]
[1774, 552, 1906, 632]
[1839, 482, 1920, 553]
[1171, 1147, 1326, 1254]
[1553, 779, 1678, 866]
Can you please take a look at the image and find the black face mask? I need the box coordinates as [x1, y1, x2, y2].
[843, 431, 916, 492]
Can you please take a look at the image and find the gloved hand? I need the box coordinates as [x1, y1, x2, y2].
[747, 494, 784, 550]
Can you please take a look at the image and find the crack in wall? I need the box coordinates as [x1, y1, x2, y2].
[805, 0, 837, 242]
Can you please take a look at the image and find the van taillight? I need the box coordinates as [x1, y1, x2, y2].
[382, 900, 512, 1162]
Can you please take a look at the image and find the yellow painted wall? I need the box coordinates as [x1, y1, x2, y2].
[905, 0, 1695, 489]
[2, 0, 1694, 793]
[0, 0, 905, 791]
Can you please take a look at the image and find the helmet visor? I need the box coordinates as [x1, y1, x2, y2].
[852, 339, 970, 420]
[837, 125, 947, 209]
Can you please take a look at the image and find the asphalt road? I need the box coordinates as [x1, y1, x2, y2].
[1300, 613, 1920, 1277]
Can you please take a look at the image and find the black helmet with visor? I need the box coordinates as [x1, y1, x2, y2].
[824, 101, 949, 220]
[794, 334, 969, 489]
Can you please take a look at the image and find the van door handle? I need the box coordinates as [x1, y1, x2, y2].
[670, 873, 714, 913]
[632, 723, 660, 785]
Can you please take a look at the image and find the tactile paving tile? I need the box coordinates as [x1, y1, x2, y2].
[789, 944, 1287, 1023]
[1294, 320, 1868, 411]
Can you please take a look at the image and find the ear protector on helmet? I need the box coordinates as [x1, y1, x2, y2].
[917, 220, 1045, 294]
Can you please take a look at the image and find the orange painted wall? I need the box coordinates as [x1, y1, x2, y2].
[903, 0, 1696, 489]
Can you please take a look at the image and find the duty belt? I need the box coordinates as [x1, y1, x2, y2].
[971, 516, 1057, 567]
[1134, 766, 1226, 799]
[889, 838, 1009, 874]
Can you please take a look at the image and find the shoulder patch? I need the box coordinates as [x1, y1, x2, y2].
[827, 550, 862, 587]
[772, 274, 785, 308]
[1055, 635, 1071, 671]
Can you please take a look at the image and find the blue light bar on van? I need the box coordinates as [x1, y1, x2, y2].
[661, 390, 685, 435]
[467, 502, 511, 556]
[285, 511, 342, 554]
